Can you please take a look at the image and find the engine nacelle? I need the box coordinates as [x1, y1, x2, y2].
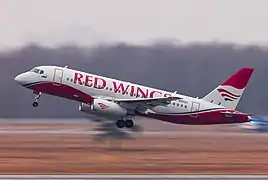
[79, 99, 127, 117]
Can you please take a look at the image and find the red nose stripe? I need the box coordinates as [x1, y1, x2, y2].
[221, 68, 254, 89]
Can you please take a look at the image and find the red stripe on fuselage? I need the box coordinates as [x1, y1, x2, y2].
[141, 110, 249, 125]
[26, 82, 93, 104]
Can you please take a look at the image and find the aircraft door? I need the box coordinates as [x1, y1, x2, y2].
[53, 68, 63, 86]
[190, 101, 200, 118]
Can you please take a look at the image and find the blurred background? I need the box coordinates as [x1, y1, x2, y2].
[1, 0, 268, 118]
[2, 42, 268, 118]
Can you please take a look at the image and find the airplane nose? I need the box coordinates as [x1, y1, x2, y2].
[14, 74, 25, 85]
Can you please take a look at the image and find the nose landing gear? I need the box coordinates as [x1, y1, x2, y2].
[32, 91, 41, 107]
[32, 102, 38, 107]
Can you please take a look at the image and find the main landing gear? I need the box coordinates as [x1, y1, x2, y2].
[32, 91, 41, 107]
[116, 119, 134, 128]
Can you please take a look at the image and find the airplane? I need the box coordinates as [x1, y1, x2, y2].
[14, 66, 254, 128]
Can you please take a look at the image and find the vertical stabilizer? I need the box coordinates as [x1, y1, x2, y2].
[202, 67, 254, 109]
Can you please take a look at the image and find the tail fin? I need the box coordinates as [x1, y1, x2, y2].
[202, 67, 254, 109]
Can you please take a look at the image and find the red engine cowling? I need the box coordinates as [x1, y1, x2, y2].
[79, 99, 127, 117]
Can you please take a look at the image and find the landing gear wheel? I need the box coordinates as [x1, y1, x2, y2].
[32, 102, 38, 107]
[125, 119, 134, 128]
[116, 120, 125, 128]
[32, 91, 41, 107]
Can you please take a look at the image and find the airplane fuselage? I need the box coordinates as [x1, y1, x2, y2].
[14, 66, 250, 125]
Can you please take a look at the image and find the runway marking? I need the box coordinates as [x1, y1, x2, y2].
[0, 174, 267, 179]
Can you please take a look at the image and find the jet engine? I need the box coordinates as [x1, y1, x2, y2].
[79, 98, 127, 117]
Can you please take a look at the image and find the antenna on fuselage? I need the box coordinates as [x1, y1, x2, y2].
[174, 91, 177, 94]
[64, 65, 68, 68]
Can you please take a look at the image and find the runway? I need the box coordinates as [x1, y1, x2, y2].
[0, 129, 267, 137]
[0, 129, 183, 136]
[0, 174, 268, 180]
[0, 120, 268, 174]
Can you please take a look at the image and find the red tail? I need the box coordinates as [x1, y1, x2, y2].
[221, 67, 254, 89]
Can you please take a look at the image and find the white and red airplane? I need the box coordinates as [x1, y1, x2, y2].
[14, 66, 254, 128]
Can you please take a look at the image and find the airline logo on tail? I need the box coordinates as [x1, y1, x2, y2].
[217, 67, 254, 102]
[203, 67, 253, 109]
[217, 88, 241, 101]
[98, 102, 109, 109]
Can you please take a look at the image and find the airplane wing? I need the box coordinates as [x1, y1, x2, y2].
[114, 96, 183, 111]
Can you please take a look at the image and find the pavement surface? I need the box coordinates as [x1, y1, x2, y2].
[1, 174, 268, 180]
[0, 118, 268, 174]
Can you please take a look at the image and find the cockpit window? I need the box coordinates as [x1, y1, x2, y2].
[30, 68, 44, 74]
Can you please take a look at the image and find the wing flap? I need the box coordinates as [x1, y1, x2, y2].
[115, 96, 183, 110]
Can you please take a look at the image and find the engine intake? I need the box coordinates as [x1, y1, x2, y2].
[79, 99, 127, 117]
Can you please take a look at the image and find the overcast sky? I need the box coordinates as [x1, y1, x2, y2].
[1, 0, 268, 48]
